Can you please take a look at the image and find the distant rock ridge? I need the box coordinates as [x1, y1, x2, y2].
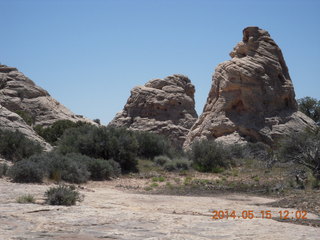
[109, 74, 198, 146]
[184, 26, 316, 148]
[0, 64, 95, 148]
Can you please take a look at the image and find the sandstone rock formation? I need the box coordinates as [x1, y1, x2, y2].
[0, 65, 92, 127]
[109, 74, 198, 146]
[184, 27, 316, 148]
[0, 105, 51, 150]
[0, 64, 94, 148]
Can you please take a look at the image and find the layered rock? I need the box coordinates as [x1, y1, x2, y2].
[0, 64, 95, 149]
[184, 27, 316, 148]
[0, 65, 93, 127]
[109, 74, 198, 146]
[0, 105, 51, 150]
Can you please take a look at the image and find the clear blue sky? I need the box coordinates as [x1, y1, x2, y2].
[1, 0, 319, 124]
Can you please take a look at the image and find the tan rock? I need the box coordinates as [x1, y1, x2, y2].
[184, 27, 317, 149]
[109, 74, 198, 146]
[0, 65, 93, 127]
[0, 105, 51, 150]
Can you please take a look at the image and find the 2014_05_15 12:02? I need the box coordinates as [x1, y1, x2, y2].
[211, 210, 308, 220]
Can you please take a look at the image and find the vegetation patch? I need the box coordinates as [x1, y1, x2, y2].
[0, 163, 8, 177]
[0, 129, 43, 162]
[8, 160, 44, 183]
[16, 194, 35, 204]
[45, 185, 83, 206]
[34, 120, 89, 145]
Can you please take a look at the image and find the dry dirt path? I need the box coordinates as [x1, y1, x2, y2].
[0, 178, 319, 240]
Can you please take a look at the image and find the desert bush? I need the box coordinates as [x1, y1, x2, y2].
[34, 120, 88, 145]
[0, 129, 43, 162]
[10, 151, 121, 183]
[27, 152, 91, 183]
[45, 185, 83, 206]
[15, 110, 35, 126]
[298, 97, 320, 125]
[278, 128, 320, 180]
[8, 160, 44, 183]
[57, 125, 139, 172]
[87, 158, 121, 180]
[134, 131, 175, 159]
[16, 194, 35, 204]
[190, 140, 232, 172]
[163, 158, 191, 172]
[0, 163, 8, 177]
[154, 155, 171, 166]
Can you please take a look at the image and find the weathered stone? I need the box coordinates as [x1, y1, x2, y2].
[0, 105, 51, 150]
[0, 65, 93, 127]
[109, 74, 198, 146]
[0, 64, 96, 150]
[184, 27, 317, 148]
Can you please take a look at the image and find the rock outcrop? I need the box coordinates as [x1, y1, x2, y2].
[184, 27, 316, 148]
[109, 74, 198, 146]
[0, 65, 92, 127]
[0, 105, 51, 150]
[0, 64, 94, 148]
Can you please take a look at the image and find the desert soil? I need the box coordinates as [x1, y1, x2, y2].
[0, 178, 319, 240]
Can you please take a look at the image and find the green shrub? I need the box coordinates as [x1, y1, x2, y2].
[278, 128, 320, 180]
[0, 163, 8, 177]
[15, 110, 35, 126]
[163, 157, 191, 172]
[297, 97, 320, 125]
[190, 140, 232, 172]
[57, 125, 139, 173]
[34, 120, 89, 145]
[154, 155, 171, 166]
[27, 152, 91, 183]
[16, 194, 35, 204]
[45, 185, 83, 206]
[8, 160, 44, 183]
[87, 158, 121, 180]
[0, 129, 43, 162]
[134, 131, 175, 159]
[10, 151, 121, 183]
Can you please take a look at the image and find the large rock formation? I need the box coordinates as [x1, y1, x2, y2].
[0, 65, 94, 148]
[184, 27, 316, 148]
[0, 65, 92, 127]
[109, 74, 198, 146]
[0, 105, 51, 150]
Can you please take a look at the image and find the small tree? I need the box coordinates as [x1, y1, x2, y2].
[298, 97, 320, 125]
[278, 128, 320, 180]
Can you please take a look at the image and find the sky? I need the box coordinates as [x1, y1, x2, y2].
[1, 0, 319, 124]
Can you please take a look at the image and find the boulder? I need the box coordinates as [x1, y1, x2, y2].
[184, 27, 316, 149]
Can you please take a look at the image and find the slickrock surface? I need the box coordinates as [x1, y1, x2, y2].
[184, 27, 316, 148]
[110, 74, 198, 146]
[0, 65, 93, 127]
[0, 178, 319, 240]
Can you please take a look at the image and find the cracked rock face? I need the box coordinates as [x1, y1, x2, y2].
[184, 27, 316, 148]
[109, 74, 198, 146]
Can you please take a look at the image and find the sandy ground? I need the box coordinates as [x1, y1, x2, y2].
[0, 178, 319, 240]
